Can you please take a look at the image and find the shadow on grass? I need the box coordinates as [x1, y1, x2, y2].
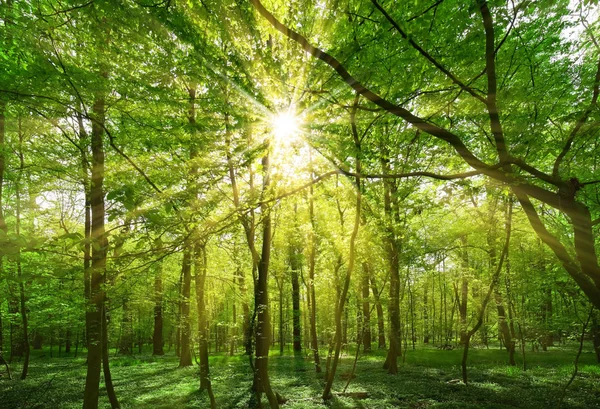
[2, 346, 599, 409]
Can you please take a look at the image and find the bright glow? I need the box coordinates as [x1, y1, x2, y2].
[271, 110, 300, 141]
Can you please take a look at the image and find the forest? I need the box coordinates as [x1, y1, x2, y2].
[1, 0, 600, 408]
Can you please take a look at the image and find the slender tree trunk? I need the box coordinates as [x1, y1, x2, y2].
[278, 281, 284, 355]
[153, 262, 164, 355]
[381, 140, 401, 374]
[118, 300, 132, 355]
[78, 109, 92, 353]
[0, 102, 4, 360]
[15, 126, 29, 379]
[102, 306, 120, 409]
[0, 104, 22, 362]
[179, 246, 193, 367]
[195, 244, 216, 408]
[83, 90, 109, 409]
[290, 240, 302, 354]
[495, 289, 515, 365]
[66, 329, 72, 354]
[322, 99, 362, 400]
[0, 313, 3, 355]
[371, 276, 386, 349]
[592, 313, 600, 363]
[362, 263, 371, 352]
[252, 152, 279, 408]
[307, 177, 321, 372]
[423, 284, 429, 344]
[459, 237, 469, 346]
[175, 272, 182, 358]
[462, 201, 512, 384]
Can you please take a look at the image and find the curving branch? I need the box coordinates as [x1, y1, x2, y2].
[553, 55, 600, 178]
[371, 0, 487, 105]
[339, 169, 485, 181]
[512, 187, 600, 309]
[250, 0, 489, 172]
[250, 0, 568, 211]
[407, 0, 444, 22]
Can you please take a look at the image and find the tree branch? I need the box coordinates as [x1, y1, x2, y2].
[250, 0, 569, 211]
[371, 0, 487, 104]
[553, 55, 600, 177]
[479, 0, 508, 163]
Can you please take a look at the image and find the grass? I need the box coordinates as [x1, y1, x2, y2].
[0, 344, 599, 408]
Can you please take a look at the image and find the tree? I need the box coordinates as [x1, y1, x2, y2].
[250, 0, 600, 311]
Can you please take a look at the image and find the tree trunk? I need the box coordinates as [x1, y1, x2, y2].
[102, 306, 120, 409]
[423, 284, 429, 344]
[462, 201, 512, 384]
[381, 140, 401, 374]
[195, 244, 216, 408]
[66, 329, 72, 354]
[179, 246, 193, 367]
[361, 263, 371, 353]
[0, 102, 4, 360]
[153, 262, 164, 355]
[83, 91, 109, 409]
[495, 289, 515, 365]
[252, 152, 279, 408]
[290, 243, 302, 354]
[322, 99, 362, 399]
[15, 130, 29, 379]
[278, 281, 284, 355]
[118, 300, 132, 355]
[371, 276, 386, 349]
[459, 237, 469, 346]
[307, 179, 321, 371]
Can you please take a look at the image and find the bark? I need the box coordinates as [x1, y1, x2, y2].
[118, 300, 132, 355]
[322, 98, 361, 399]
[307, 178, 321, 371]
[153, 262, 164, 355]
[0, 104, 22, 362]
[225, 117, 256, 357]
[459, 236, 469, 345]
[252, 152, 279, 408]
[381, 144, 401, 374]
[178, 246, 193, 367]
[195, 244, 216, 408]
[495, 289, 515, 365]
[423, 284, 429, 344]
[15, 125, 29, 379]
[278, 279, 284, 355]
[370, 276, 386, 349]
[462, 201, 512, 384]
[102, 306, 120, 409]
[83, 90, 108, 409]
[65, 329, 72, 354]
[17, 260, 29, 380]
[592, 313, 600, 363]
[78, 109, 92, 352]
[361, 262, 371, 352]
[290, 242, 302, 354]
[178, 84, 198, 368]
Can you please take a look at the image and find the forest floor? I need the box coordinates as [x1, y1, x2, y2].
[0, 344, 599, 409]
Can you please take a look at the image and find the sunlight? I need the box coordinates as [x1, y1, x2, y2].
[271, 109, 300, 142]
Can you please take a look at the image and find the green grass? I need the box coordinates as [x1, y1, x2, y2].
[1, 344, 599, 408]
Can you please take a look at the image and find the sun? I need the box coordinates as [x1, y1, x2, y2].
[271, 109, 300, 142]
